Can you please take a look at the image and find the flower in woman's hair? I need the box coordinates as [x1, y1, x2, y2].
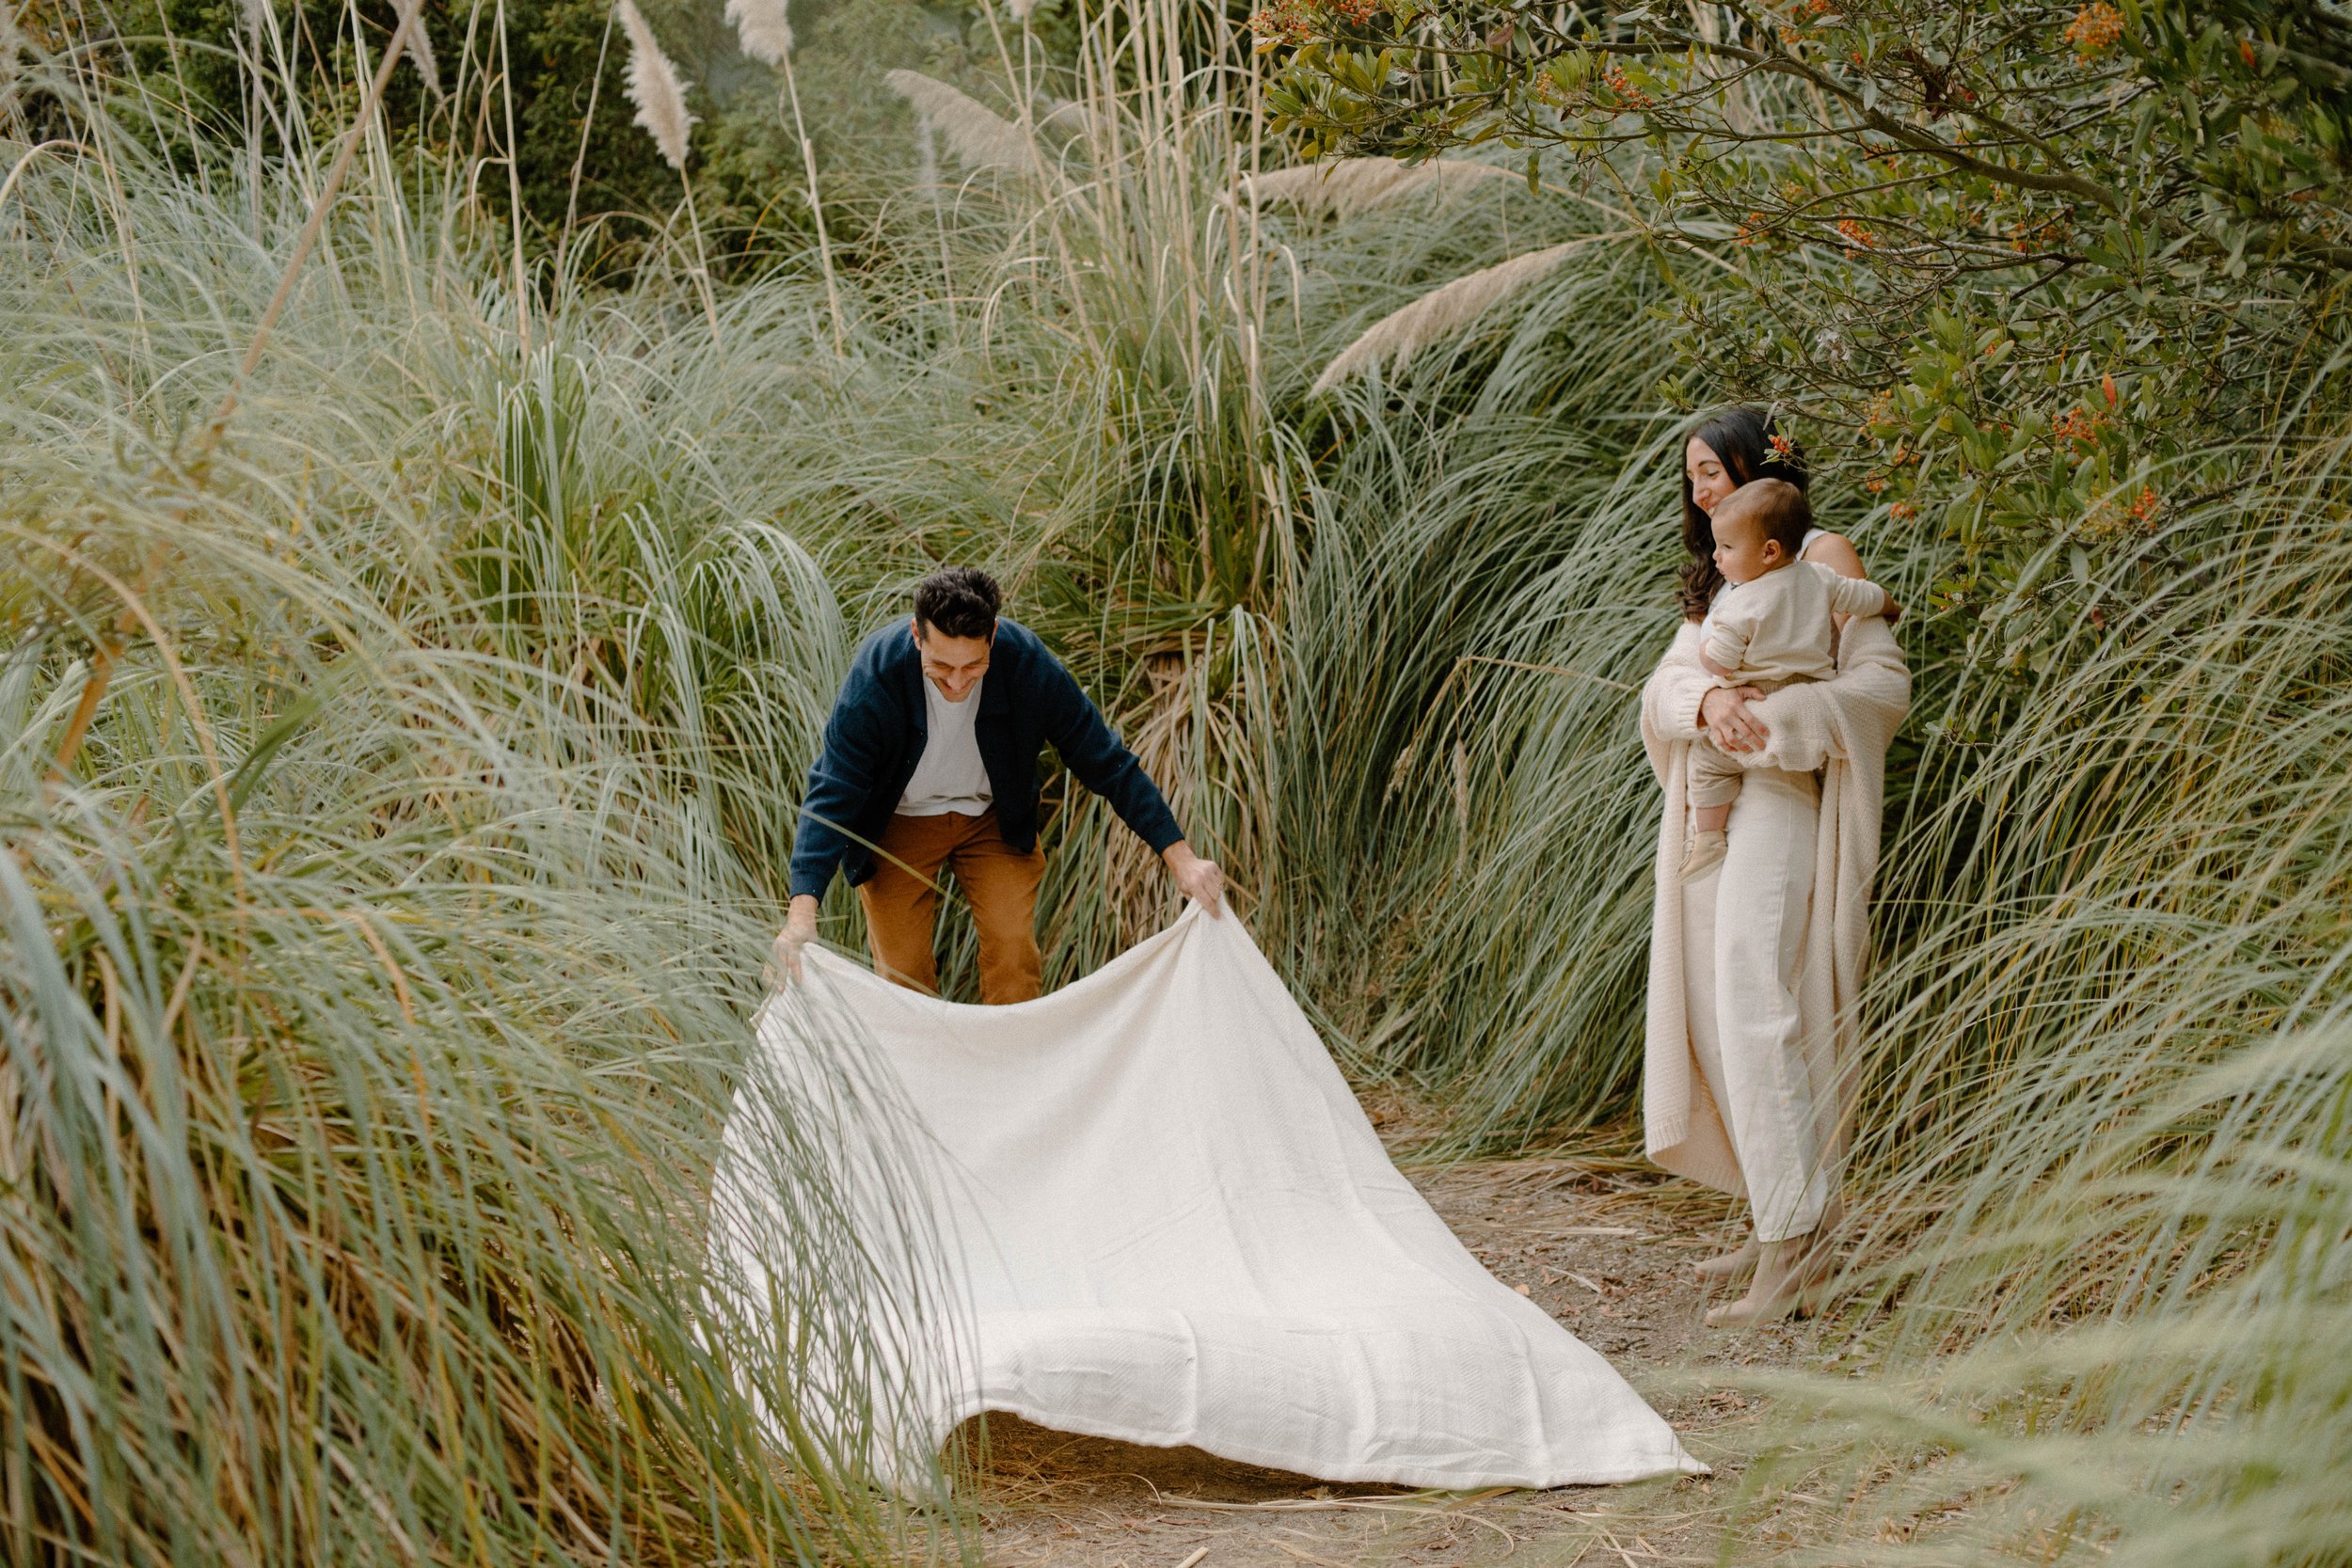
[1768, 433, 1797, 462]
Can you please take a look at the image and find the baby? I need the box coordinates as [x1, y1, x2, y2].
[1683, 478, 1899, 879]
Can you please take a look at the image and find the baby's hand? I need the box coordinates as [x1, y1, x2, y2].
[1882, 594, 1901, 625]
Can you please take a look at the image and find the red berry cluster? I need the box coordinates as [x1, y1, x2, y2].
[2053, 404, 2109, 446]
[1248, 0, 1376, 44]
[1599, 63, 1652, 108]
[2063, 3, 2123, 58]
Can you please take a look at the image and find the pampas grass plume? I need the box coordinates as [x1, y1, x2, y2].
[914, 110, 940, 191]
[398, 0, 440, 98]
[1240, 157, 1515, 220]
[0, 0, 23, 81]
[883, 71, 1045, 182]
[1312, 240, 1590, 395]
[618, 0, 695, 171]
[724, 0, 791, 67]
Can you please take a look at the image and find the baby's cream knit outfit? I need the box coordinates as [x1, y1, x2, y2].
[1684, 564, 1891, 878]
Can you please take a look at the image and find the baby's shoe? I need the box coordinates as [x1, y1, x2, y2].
[1680, 830, 1727, 881]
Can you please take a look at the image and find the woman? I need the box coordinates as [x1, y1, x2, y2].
[1638, 408, 1910, 1326]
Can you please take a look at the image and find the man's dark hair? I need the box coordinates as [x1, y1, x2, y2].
[1721, 478, 1814, 558]
[914, 567, 1001, 641]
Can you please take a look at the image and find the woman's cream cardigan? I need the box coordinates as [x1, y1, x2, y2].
[1637, 615, 1911, 1196]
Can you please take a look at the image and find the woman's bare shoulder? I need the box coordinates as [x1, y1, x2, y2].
[1802, 531, 1867, 579]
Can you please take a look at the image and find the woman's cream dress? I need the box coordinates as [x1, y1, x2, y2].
[1639, 534, 1910, 1243]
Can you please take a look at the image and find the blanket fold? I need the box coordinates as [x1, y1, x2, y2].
[724, 910, 1703, 1490]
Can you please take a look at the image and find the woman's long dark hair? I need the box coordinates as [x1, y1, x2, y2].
[1679, 406, 1809, 619]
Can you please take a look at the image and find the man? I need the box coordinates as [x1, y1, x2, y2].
[773, 566, 1225, 1003]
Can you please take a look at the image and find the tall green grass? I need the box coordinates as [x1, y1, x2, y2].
[1747, 432, 2352, 1565]
[1280, 257, 2352, 1559]
[0, 56, 962, 1560]
[882, 25, 2352, 1560]
[8, 0, 2350, 1561]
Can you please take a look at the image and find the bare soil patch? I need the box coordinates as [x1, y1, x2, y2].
[961, 1140, 1830, 1567]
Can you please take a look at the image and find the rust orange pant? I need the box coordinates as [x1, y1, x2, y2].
[857, 810, 1046, 1004]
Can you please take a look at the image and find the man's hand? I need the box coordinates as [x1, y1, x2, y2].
[1163, 841, 1225, 917]
[771, 895, 821, 985]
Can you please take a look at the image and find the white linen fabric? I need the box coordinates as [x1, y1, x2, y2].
[739, 908, 1703, 1490]
[898, 673, 993, 816]
[1638, 613, 1910, 1216]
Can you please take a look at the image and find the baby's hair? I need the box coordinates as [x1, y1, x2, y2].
[1717, 478, 1813, 558]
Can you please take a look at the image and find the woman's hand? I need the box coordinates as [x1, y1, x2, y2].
[1700, 685, 1772, 752]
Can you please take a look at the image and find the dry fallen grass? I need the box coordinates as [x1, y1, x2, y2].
[960, 1117, 1847, 1568]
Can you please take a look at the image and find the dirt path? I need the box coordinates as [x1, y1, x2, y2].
[963, 1146, 1827, 1568]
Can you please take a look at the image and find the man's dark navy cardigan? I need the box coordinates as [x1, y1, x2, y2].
[787, 618, 1184, 899]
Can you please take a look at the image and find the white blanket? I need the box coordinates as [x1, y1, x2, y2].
[727, 908, 1701, 1490]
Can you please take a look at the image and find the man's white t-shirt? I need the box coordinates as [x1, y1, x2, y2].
[898, 674, 993, 816]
